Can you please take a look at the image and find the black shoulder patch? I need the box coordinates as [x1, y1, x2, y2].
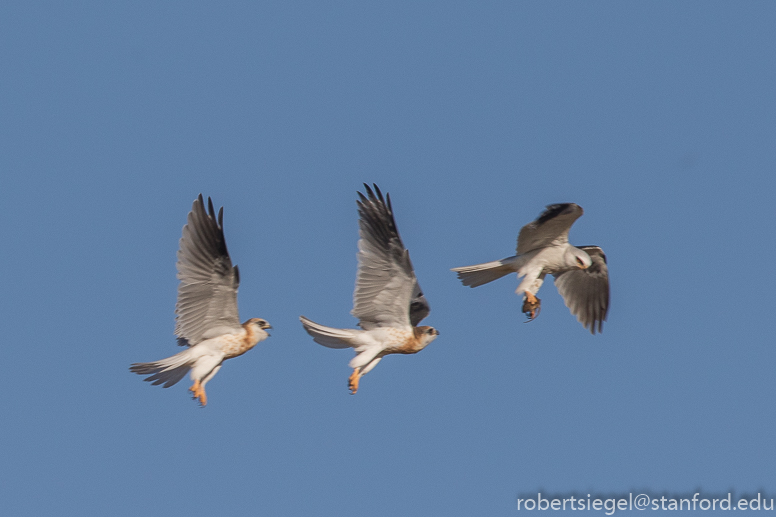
[535, 203, 576, 225]
[578, 245, 606, 263]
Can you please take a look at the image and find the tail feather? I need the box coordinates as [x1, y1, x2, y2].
[130, 348, 195, 388]
[299, 316, 355, 349]
[451, 260, 515, 287]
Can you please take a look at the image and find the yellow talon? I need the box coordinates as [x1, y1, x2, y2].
[348, 369, 361, 395]
[189, 380, 208, 406]
[522, 292, 541, 321]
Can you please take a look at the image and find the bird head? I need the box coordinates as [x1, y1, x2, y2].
[246, 318, 273, 336]
[413, 326, 440, 349]
[568, 247, 592, 270]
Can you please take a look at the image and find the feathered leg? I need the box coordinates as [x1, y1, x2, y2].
[518, 273, 546, 321]
[346, 347, 383, 394]
[188, 355, 224, 407]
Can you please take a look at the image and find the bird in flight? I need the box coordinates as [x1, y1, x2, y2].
[452, 203, 609, 334]
[130, 195, 272, 406]
[300, 184, 439, 394]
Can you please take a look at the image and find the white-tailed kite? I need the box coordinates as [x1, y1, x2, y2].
[452, 203, 609, 334]
[300, 184, 439, 394]
[130, 195, 272, 406]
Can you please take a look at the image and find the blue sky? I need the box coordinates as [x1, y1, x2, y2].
[1, 2, 775, 516]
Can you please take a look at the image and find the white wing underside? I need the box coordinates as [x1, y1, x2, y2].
[351, 185, 428, 330]
[174, 195, 242, 346]
[553, 246, 610, 334]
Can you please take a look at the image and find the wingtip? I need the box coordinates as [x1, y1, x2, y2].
[371, 183, 383, 202]
[359, 183, 387, 204]
[363, 183, 375, 199]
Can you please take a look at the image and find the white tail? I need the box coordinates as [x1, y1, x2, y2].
[299, 316, 355, 349]
[452, 259, 515, 287]
[129, 348, 195, 388]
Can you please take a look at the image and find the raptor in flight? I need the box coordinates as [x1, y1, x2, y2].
[452, 203, 609, 334]
[130, 195, 272, 406]
[300, 184, 439, 394]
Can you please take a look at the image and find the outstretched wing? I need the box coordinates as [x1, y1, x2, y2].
[553, 246, 609, 334]
[351, 184, 428, 330]
[517, 203, 584, 254]
[174, 195, 242, 346]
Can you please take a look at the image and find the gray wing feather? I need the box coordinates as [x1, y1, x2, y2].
[174, 195, 241, 346]
[553, 246, 609, 334]
[517, 203, 584, 254]
[409, 282, 431, 327]
[351, 184, 427, 329]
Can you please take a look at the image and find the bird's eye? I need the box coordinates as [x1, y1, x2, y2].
[576, 257, 584, 267]
[427, 328, 435, 335]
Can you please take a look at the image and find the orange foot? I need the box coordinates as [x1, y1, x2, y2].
[348, 369, 361, 395]
[189, 380, 208, 406]
[522, 292, 541, 321]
